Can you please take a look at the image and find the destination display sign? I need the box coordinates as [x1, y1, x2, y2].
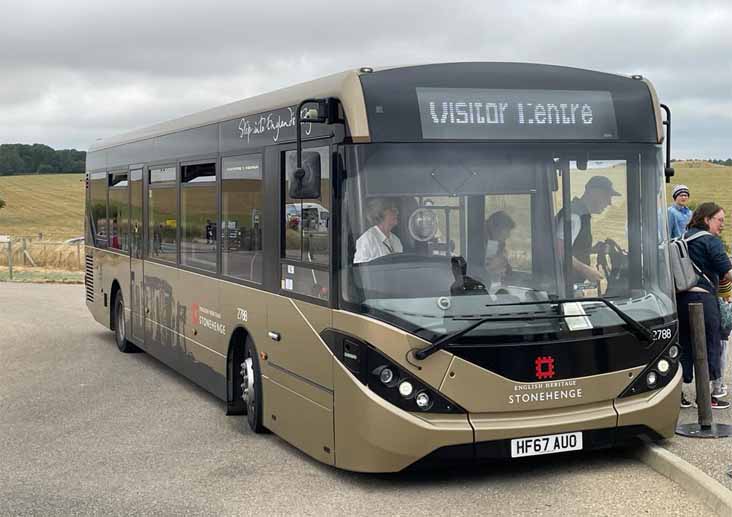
[417, 88, 617, 140]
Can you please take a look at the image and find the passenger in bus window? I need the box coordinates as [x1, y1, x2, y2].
[354, 198, 403, 263]
[484, 210, 515, 283]
[556, 176, 620, 284]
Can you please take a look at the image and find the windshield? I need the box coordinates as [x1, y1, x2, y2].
[339, 142, 674, 339]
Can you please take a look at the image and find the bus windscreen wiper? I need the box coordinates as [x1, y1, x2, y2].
[413, 297, 652, 360]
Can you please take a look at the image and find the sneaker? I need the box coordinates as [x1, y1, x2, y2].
[680, 394, 693, 408]
[712, 386, 728, 398]
[711, 396, 730, 410]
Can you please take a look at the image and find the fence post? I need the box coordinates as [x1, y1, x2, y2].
[7, 239, 13, 280]
[690, 303, 713, 428]
[77, 242, 81, 269]
[22, 238, 27, 266]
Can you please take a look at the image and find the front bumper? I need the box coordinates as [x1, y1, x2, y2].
[332, 363, 681, 472]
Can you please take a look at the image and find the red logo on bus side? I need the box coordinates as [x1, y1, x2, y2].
[535, 356, 556, 380]
[191, 303, 199, 325]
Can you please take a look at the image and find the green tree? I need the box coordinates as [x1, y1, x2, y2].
[0, 143, 86, 174]
[0, 197, 5, 210]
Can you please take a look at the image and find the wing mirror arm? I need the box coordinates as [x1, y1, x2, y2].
[660, 104, 674, 184]
[295, 97, 340, 174]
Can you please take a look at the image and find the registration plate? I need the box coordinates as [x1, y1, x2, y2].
[510, 431, 583, 458]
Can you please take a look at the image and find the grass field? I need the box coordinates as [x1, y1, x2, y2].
[665, 162, 732, 249]
[0, 173, 85, 241]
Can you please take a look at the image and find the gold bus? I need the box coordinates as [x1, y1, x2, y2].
[85, 63, 680, 472]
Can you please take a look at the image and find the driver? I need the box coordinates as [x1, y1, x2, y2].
[354, 197, 403, 264]
[555, 175, 621, 284]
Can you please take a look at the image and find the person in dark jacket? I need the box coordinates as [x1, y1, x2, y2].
[677, 202, 732, 409]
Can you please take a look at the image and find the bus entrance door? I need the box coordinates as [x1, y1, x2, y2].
[129, 167, 144, 344]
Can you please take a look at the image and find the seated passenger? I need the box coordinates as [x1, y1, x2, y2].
[484, 210, 515, 282]
[354, 198, 403, 264]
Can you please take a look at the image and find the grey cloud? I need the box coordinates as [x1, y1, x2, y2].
[0, 0, 730, 156]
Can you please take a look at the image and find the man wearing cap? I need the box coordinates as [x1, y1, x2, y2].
[668, 184, 691, 239]
[556, 175, 621, 284]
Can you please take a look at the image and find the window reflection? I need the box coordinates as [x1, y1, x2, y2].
[148, 166, 177, 263]
[108, 172, 129, 253]
[89, 172, 107, 248]
[283, 147, 330, 265]
[222, 155, 263, 282]
[180, 163, 217, 272]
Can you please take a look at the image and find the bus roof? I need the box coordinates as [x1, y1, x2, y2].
[89, 69, 370, 152]
[88, 63, 662, 167]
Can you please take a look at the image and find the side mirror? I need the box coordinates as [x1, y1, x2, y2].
[289, 151, 321, 199]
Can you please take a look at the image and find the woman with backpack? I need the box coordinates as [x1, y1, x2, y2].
[678, 202, 732, 409]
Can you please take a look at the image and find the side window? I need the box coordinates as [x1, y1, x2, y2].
[89, 171, 108, 247]
[108, 171, 129, 253]
[282, 145, 331, 301]
[180, 162, 217, 272]
[222, 155, 264, 283]
[148, 166, 177, 263]
[283, 146, 330, 264]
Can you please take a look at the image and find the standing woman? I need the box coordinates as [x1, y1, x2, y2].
[678, 202, 732, 409]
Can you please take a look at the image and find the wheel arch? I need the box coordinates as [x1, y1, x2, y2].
[109, 279, 121, 330]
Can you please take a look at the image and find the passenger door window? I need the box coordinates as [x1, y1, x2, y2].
[283, 146, 330, 264]
[281, 145, 331, 301]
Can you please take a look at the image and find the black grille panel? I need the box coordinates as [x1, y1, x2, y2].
[85, 255, 94, 302]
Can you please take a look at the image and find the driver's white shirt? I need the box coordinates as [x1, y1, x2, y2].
[354, 225, 403, 264]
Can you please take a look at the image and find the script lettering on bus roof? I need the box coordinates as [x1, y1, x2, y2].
[238, 107, 312, 144]
[417, 88, 617, 140]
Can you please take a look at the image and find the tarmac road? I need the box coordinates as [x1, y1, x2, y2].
[0, 283, 714, 516]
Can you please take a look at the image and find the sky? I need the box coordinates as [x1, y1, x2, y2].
[0, 0, 730, 158]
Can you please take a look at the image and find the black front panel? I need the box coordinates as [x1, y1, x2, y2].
[447, 320, 676, 382]
[360, 63, 657, 143]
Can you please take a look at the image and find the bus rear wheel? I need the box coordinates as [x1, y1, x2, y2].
[114, 292, 138, 353]
[241, 340, 265, 433]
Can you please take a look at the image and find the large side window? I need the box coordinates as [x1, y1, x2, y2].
[89, 171, 108, 248]
[180, 162, 217, 272]
[148, 166, 177, 263]
[108, 171, 129, 253]
[282, 146, 330, 301]
[222, 155, 263, 283]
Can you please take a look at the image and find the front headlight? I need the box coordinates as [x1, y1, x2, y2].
[321, 329, 464, 414]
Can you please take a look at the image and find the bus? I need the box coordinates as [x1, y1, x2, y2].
[85, 62, 680, 472]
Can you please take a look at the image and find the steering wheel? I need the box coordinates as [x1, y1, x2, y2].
[592, 238, 629, 296]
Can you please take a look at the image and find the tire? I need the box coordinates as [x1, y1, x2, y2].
[241, 339, 266, 433]
[114, 292, 138, 353]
